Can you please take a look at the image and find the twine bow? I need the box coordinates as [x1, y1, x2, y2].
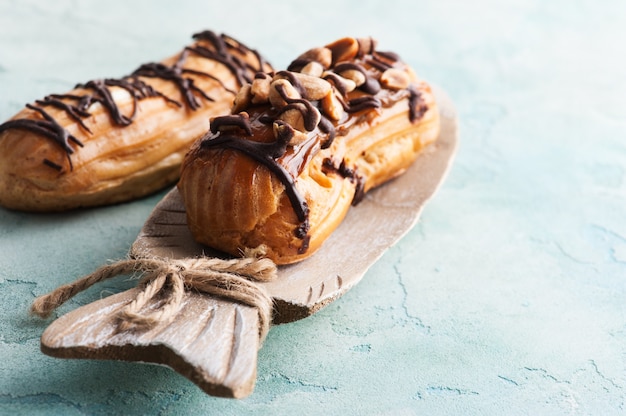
[30, 255, 277, 342]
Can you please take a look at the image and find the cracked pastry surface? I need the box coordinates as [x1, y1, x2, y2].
[178, 37, 440, 264]
[0, 31, 271, 211]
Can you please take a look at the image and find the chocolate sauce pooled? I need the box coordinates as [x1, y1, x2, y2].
[0, 31, 266, 171]
[196, 39, 430, 253]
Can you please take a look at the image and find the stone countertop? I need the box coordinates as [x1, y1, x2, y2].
[1, 0, 625, 414]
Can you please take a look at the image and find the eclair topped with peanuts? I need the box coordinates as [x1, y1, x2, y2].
[178, 37, 440, 265]
[0, 31, 271, 212]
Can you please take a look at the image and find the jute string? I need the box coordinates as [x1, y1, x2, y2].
[30, 254, 277, 342]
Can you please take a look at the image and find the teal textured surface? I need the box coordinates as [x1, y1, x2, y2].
[1, 0, 625, 414]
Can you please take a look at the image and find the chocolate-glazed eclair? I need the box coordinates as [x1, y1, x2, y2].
[0, 31, 272, 211]
[178, 37, 440, 264]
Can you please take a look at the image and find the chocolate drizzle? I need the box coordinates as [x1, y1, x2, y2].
[408, 85, 428, 123]
[274, 71, 306, 96]
[0, 31, 267, 171]
[0, 104, 84, 170]
[131, 61, 211, 111]
[196, 38, 429, 253]
[334, 62, 381, 95]
[322, 72, 350, 96]
[345, 96, 382, 113]
[318, 117, 336, 149]
[193, 31, 268, 86]
[274, 84, 320, 132]
[209, 113, 253, 135]
[201, 119, 310, 225]
[366, 51, 399, 72]
[322, 157, 365, 205]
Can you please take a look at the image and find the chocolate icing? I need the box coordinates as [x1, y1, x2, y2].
[0, 31, 266, 171]
[322, 72, 350, 96]
[196, 39, 429, 252]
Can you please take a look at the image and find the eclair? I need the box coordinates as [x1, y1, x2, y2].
[178, 37, 440, 265]
[0, 31, 271, 211]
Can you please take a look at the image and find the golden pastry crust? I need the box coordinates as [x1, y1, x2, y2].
[0, 31, 271, 212]
[178, 37, 440, 264]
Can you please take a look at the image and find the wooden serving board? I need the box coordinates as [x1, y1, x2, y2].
[40, 86, 458, 398]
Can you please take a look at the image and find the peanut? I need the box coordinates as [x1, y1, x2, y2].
[338, 68, 366, 87]
[231, 83, 252, 113]
[380, 68, 411, 90]
[326, 37, 359, 63]
[300, 61, 324, 77]
[296, 47, 332, 69]
[320, 91, 344, 121]
[269, 79, 301, 108]
[250, 73, 271, 104]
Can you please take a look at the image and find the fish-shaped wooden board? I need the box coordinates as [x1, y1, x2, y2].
[39, 86, 458, 398]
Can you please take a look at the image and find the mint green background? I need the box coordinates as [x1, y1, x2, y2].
[1, 0, 625, 414]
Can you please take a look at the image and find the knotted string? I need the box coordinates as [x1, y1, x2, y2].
[30, 254, 277, 342]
